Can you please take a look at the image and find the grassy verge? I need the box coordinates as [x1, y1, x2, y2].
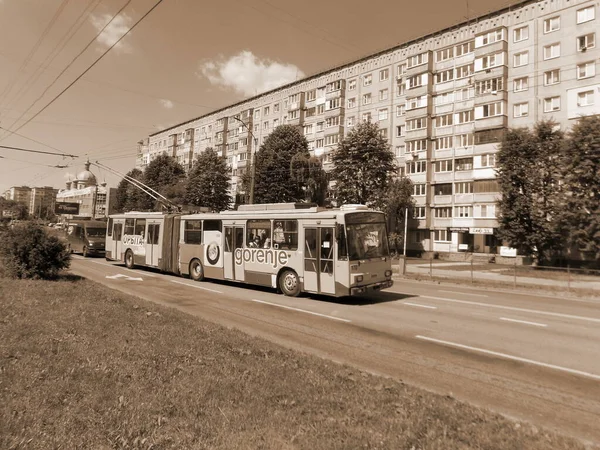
[0, 276, 588, 449]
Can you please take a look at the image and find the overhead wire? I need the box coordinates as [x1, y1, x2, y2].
[0, 0, 135, 142]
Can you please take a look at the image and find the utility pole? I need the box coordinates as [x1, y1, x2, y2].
[92, 184, 98, 219]
[233, 116, 257, 204]
[403, 206, 408, 256]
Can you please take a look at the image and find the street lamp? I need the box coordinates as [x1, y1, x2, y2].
[232, 116, 257, 204]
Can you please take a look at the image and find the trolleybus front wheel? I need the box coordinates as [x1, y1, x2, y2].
[125, 249, 134, 269]
[279, 269, 300, 297]
[189, 259, 204, 282]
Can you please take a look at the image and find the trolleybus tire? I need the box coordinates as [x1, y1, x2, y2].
[189, 258, 204, 282]
[279, 269, 300, 297]
[125, 249, 135, 269]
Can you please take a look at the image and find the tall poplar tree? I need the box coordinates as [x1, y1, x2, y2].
[185, 148, 231, 212]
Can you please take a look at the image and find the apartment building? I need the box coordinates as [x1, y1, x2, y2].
[2, 186, 32, 205]
[29, 186, 58, 217]
[136, 0, 599, 255]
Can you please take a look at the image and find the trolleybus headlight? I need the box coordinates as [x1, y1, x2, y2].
[385, 270, 392, 277]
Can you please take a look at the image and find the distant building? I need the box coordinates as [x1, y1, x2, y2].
[29, 186, 58, 217]
[135, 0, 599, 256]
[56, 162, 117, 220]
[2, 186, 32, 205]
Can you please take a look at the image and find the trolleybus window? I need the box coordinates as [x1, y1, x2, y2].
[336, 224, 348, 260]
[203, 220, 222, 232]
[273, 220, 298, 250]
[107, 218, 113, 237]
[114, 223, 122, 241]
[347, 222, 389, 260]
[247, 219, 271, 248]
[134, 219, 146, 238]
[184, 220, 202, 244]
[124, 219, 135, 235]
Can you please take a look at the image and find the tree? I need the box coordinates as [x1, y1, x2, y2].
[252, 125, 311, 204]
[289, 153, 328, 206]
[0, 198, 29, 220]
[382, 177, 414, 254]
[561, 115, 600, 260]
[496, 121, 565, 264]
[114, 168, 143, 212]
[0, 223, 70, 279]
[139, 154, 186, 210]
[185, 148, 231, 212]
[331, 120, 396, 209]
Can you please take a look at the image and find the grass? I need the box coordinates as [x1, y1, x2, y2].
[0, 276, 589, 449]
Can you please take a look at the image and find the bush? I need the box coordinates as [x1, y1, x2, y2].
[0, 222, 70, 279]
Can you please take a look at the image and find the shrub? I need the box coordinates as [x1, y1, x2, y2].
[0, 222, 70, 279]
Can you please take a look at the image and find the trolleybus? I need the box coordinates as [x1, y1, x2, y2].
[105, 203, 393, 297]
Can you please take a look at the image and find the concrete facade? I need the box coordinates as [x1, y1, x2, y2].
[135, 0, 599, 254]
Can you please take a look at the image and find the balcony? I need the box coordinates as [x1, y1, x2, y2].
[434, 103, 454, 115]
[469, 218, 499, 229]
[474, 39, 507, 58]
[405, 83, 431, 99]
[474, 115, 507, 130]
[454, 169, 474, 181]
[432, 217, 452, 228]
[455, 146, 474, 157]
[405, 127, 430, 140]
[454, 193, 474, 203]
[454, 122, 475, 134]
[432, 195, 452, 205]
[473, 167, 497, 179]
[432, 126, 453, 137]
[433, 148, 453, 160]
[474, 192, 500, 203]
[432, 172, 453, 182]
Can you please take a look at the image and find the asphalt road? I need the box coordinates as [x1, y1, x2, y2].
[69, 256, 600, 446]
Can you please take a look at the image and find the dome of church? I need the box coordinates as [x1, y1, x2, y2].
[75, 162, 97, 185]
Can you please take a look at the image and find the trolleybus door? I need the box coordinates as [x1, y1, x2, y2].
[303, 226, 335, 295]
[145, 223, 161, 267]
[112, 222, 122, 259]
[224, 226, 245, 281]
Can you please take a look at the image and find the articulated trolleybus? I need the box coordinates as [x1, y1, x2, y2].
[105, 203, 393, 297]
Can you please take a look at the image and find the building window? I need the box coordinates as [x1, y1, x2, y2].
[434, 229, 450, 242]
[434, 91, 454, 105]
[476, 29, 505, 47]
[406, 117, 427, 131]
[347, 116, 355, 127]
[379, 68, 389, 81]
[316, 138, 324, 148]
[306, 90, 316, 102]
[455, 133, 474, 148]
[455, 205, 473, 218]
[577, 33, 595, 51]
[396, 104, 406, 116]
[407, 52, 428, 68]
[316, 104, 325, 114]
[475, 77, 503, 95]
[397, 63, 407, 77]
[455, 87, 474, 101]
[434, 160, 453, 173]
[543, 96, 561, 112]
[455, 63, 474, 79]
[379, 89, 389, 101]
[513, 102, 529, 118]
[513, 25, 528, 42]
[577, 90, 595, 107]
[455, 157, 473, 171]
[326, 98, 341, 110]
[347, 97, 356, 108]
[396, 125, 405, 137]
[395, 145, 405, 157]
[362, 112, 372, 122]
[326, 80, 342, 92]
[474, 179, 499, 193]
[348, 79, 356, 90]
[407, 73, 426, 89]
[378, 128, 388, 138]
[412, 207, 426, 219]
[436, 47, 454, 62]
[544, 16, 560, 33]
[378, 109, 388, 121]
[407, 139, 427, 153]
[543, 43, 560, 60]
[364, 74, 372, 86]
[303, 124, 313, 135]
[435, 69, 454, 84]
[455, 40, 474, 56]
[513, 51, 528, 67]
[478, 101, 504, 118]
[455, 181, 473, 194]
[577, 61, 595, 79]
[435, 136, 453, 150]
[362, 93, 372, 105]
[481, 154, 496, 167]
[577, 6, 595, 24]
[455, 109, 474, 124]
[435, 114, 453, 128]
[544, 69, 560, 85]
[477, 52, 503, 70]
[434, 203, 452, 214]
[273, 103, 280, 113]
[513, 77, 528, 92]
[324, 134, 339, 146]
[407, 160, 427, 173]
[289, 109, 299, 119]
[413, 184, 426, 196]
[407, 95, 427, 110]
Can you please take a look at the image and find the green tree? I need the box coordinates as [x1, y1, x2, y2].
[382, 177, 414, 254]
[252, 125, 310, 204]
[185, 148, 231, 212]
[139, 154, 186, 210]
[331, 121, 396, 209]
[114, 168, 143, 212]
[290, 153, 328, 206]
[0, 223, 70, 279]
[496, 121, 565, 264]
[561, 115, 600, 260]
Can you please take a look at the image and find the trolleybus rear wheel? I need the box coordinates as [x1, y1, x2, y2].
[279, 269, 300, 297]
[189, 259, 204, 282]
[125, 249, 134, 269]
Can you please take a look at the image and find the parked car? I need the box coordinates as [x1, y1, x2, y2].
[64, 220, 107, 257]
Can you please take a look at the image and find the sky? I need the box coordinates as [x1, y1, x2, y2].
[0, 0, 517, 192]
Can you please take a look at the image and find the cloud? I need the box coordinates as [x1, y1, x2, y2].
[198, 51, 304, 97]
[159, 99, 174, 109]
[89, 13, 133, 53]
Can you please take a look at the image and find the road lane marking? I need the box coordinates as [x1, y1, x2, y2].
[420, 295, 600, 324]
[251, 299, 351, 322]
[404, 302, 438, 310]
[170, 279, 223, 294]
[499, 317, 547, 327]
[439, 290, 488, 298]
[106, 274, 143, 281]
[87, 259, 158, 277]
[415, 335, 600, 381]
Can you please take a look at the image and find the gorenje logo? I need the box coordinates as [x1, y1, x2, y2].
[234, 248, 288, 269]
[122, 235, 144, 246]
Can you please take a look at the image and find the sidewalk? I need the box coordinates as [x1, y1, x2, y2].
[392, 260, 600, 294]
